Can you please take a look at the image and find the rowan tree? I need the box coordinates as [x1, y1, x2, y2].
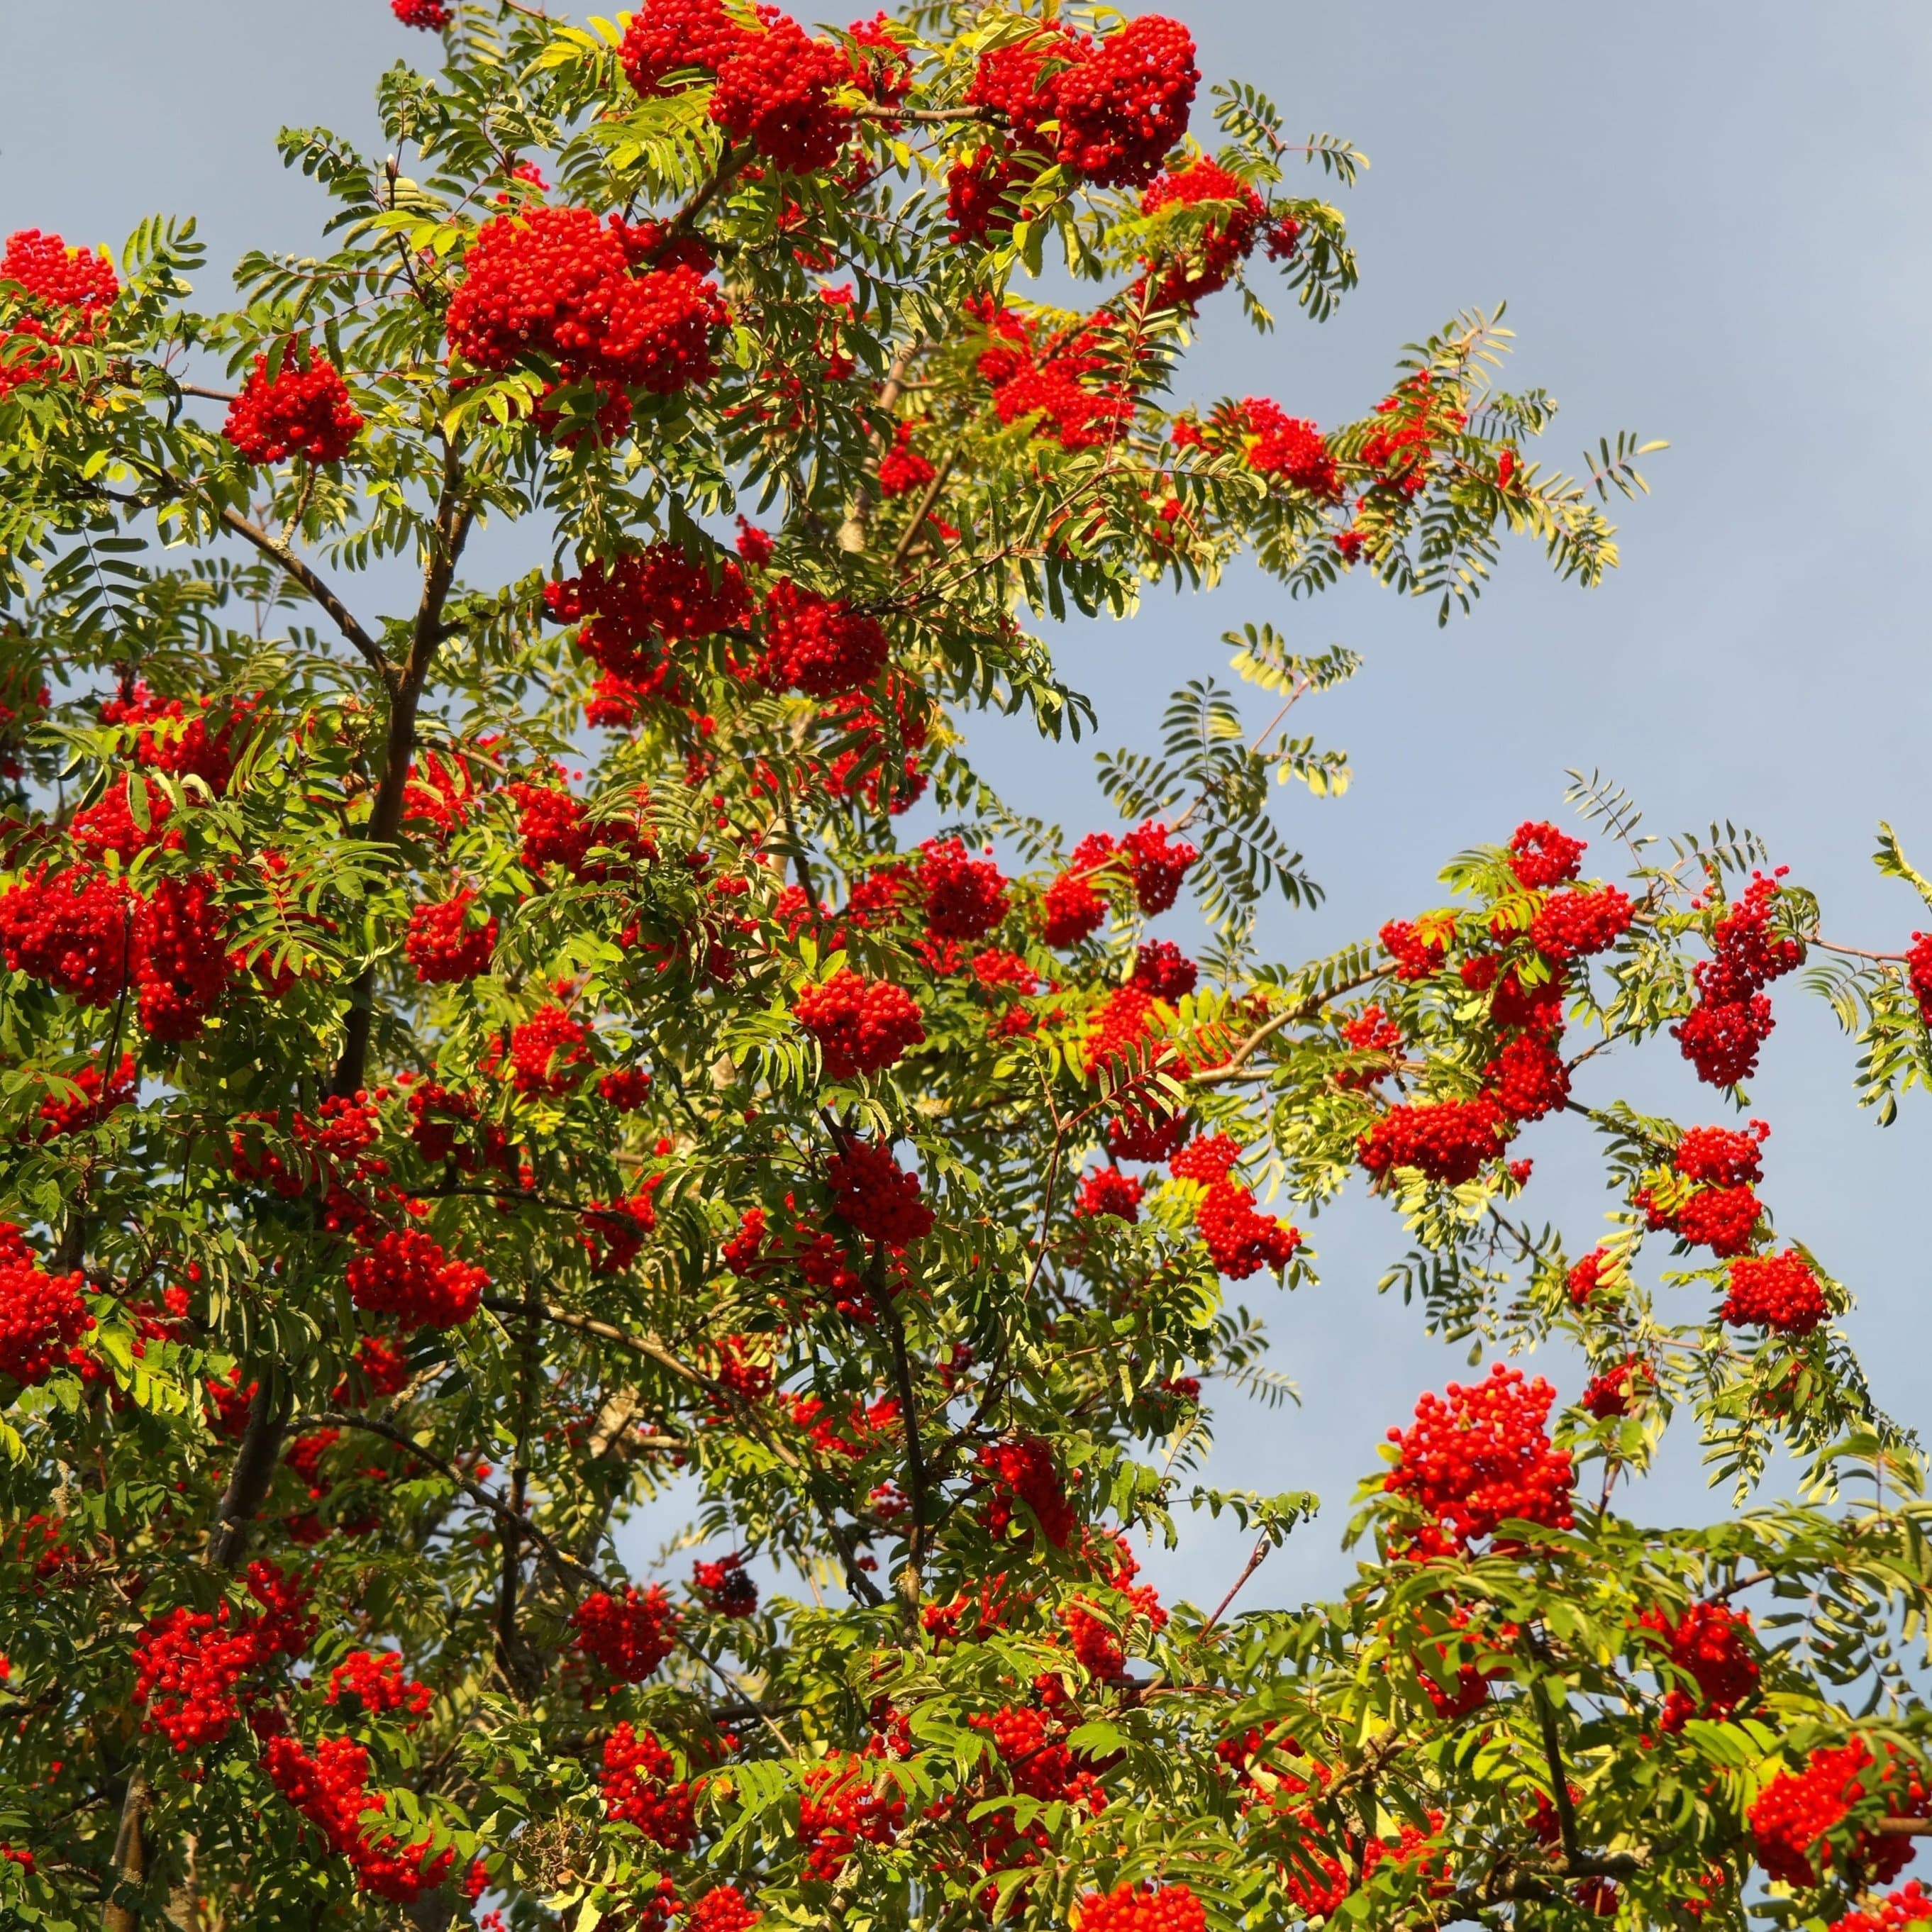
[4, 4, 1932, 1931]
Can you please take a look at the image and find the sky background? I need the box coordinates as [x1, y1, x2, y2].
[7, 1, 1932, 1613]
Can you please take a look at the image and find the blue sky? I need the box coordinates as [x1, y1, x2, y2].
[9, 1, 1932, 1610]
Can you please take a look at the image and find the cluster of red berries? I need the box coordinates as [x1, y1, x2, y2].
[1383, 1365, 1575, 1555]
[345, 1226, 488, 1329]
[223, 349, 364, 464]
[131, 1562, 313, 1754]
[1238, 399, 1341, 497]
[916, 837, 1010, 941]
[0, 1223, 92, 1387]
[572, 1583, 679, 1684]
[1831, 1884, 1932, 1932]
[391, 0, 451, 27]
[1674, 871, 1805, 1087]
[1509, 821, 1584, 889]
[1075, 1882, 1206, 1932]
[794, 970, 926, 1079]
[0, 228, 119, 398]
[1720, 1249, 1826, 1335]
[1525, 883, 1634, 962]
[1379, 916, 1451, 982]
[1133, 939, 1197, 1001]
[817, 682, 932, 814]
[579, 1184, 661, 1275]
[445, 206, 726, 394]
[1636, 1600, 1758, 1732]
[1076, 1166, 1143, 1222]
[978, 1436, 1075, 1548]
[685, 1888, 762, 1932]
[1637, 1120, 1767, 1258]
[1750, 1738, 1926, 1889]
[101, 679, 257, 792]
[1167, 1136, 1299, 1277]
[601, 1721, 696, 1847]
[1578, 1355, 1653, 1419]
[798, 1753, 906, 1880]
[404, 892, 498, 983]
[960, 16, 1195, 199]
[510, 778, 655, 882]
[1360, 372, 1465, 499]
[1358, 1094, 1511, 1187]
[692, 1552, 758, 1618]
[1138, 157, 1291, 311]
[326, 1648, 433, 1722]
[265, 1729, 453, 1902]
[506, 1004, 591, 1097]
[760, 579, 889, 696]
[0, 862, 231, 1041]
[975, 303, 1134, 452]
[546, 543, 750, 696]
[621, 1, 859, 175]
[826, 1140, 934, 1245]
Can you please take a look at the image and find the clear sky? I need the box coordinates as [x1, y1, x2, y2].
[9, 1, 1932, 1610]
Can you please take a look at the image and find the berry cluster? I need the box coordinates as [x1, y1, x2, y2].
[798, 1754, 906, 1880]
[1637, 1120, 1767, 1258]
[601, 1721, 696, 1847]
[1908, 933, 1932, 1026]
[962, 18, 1196, 195]
[1637, 1600, 1758, 1732]
[621, 1, 857, 176]
[1720, 1249, 1826, 1335]
[692, 1552, 758, 1618]
[0, 863, 231, 1040]
[391, 0, 452, 26]
[265, 1731, 453, 1901]
[975, 304, 1133, 451]
[326, 1649, 433, 1722]
[0, 228, 119, 398]
[579, 1185, 661, 1275]
[404, 892, 498, 983]
[445, 206, 726, 395]
[1360, 372, 1465, 498]
[1138, 158, 1275, 309]
[1831, 1885, 1932, 1932]
[0, 1223, 92, 1387]
[1075, 1882, 1206, 1932]
[1239, 399, 1341, 497]
[760, 580, 889, 696]
[978, 1436, 1074, 1548]
[1673, 872, 1805, 1087]
[1075, 1167, 1143, 1222]
[1750, 1738, 1925, 1889]
[572, 1584, 678, 1684]
[794, 970, 926, 1079]
[510, 779, 655, 882]
[826, 1140, 934, 1246]
[1358, 1094, 1511, 1186]
[1379, 916, 1451, 982]
[545, 543, 750, 693]
[818, 683, 932, 815]
[131, 1562, 313, 1755]
[1382, 1365, 1575, 1555]
[1041, 833, 1120, 948]
[918, 838, 1010, 942]
[1578, 1355, 1652, 1419]
[1169, 1136, 1298, 1276]
[100, 679, 257, 792]
[345, 1228, 487, 1329]
[1526, 884, 1633, 962]
[1508, 821, 1584, 889]
[507, 1004, 591, 1097]
[223, 349, 364, 465]
[685, 1888, 762, 1932]
[1133, 939, 1197, 1001]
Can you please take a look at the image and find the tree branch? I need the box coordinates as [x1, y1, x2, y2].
[867, 1243, 930, 1614]
[215, 506, 394, 694]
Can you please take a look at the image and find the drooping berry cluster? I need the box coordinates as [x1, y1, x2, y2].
[1133, 939, 1198, 1001]
[1138, 158, 1279, 310]
[692, 1552, 758, 1618]
[975, 304, 1134, 451]
[1720, 1249, 1827, 1335]
[445, 206, 726, 395]
[545, 543, 750, 701]
[1637, 1120, 1768, 1258]
[1074, 1882, 1206, 1932]
[600, 1721, 696, 1846]
[1168, 1136, 1299, 1277]
[1830, 1884, 1932, 1932]
[391, 0, 452, 26]
[684, 1887, 762, 1932]
[265, 1730, 453, 1901]
[1637, 1600, 1758, 1732]
[1578, 1355, 1652, 1419]
[918, 838, 1010, 942]
[978, 1436, 1075, 1548]
[326, 1648, 433, 1721]
[404, 892, 497, 983]
[1673, 871, 1805, 1087]
[1358, 1094, 1511, 1187]
[798, 1754, 906, 1880]
[223, 349, 364, 464]
[1238, 399, 1341, 497]
[621, 1, 858, 175]
[0, 228, 119, 397]
[794, 970, 926, 1079]
[0, 1223, 92, 1387]
[1382, 1365, 1575, 1555]
[572, 1584, 678, 1684]
[1075, 1166, 1143, 1222]
[1750, 1738, 1926, 1889]
[345, 1228, 487, 1329]
[826, 1140, 934, 1246]
[131, 1563, 313, 1755]
[760, 580, 889, 696]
